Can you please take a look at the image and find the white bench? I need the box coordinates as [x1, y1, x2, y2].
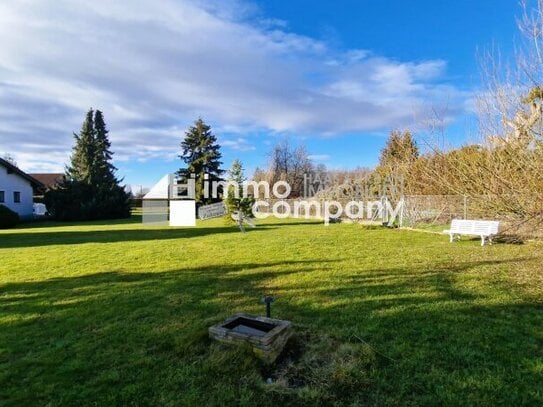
[444, 219, 499, 246]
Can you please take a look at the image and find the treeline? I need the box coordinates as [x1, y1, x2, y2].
[390, 0, 543, 235]
[370, 96, 543, 235]
[290, 0, 543, 236]
[251, 116, 542, 235]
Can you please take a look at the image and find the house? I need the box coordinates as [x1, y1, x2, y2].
[28, 173, 65, 203]
[0, 158, 44, 219]
[29, 173, 65, 192]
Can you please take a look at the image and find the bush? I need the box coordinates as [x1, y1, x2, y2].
[45, 180, 131, 221]
[0, 204, 19, 229]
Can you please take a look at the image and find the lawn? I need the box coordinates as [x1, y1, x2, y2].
[0, 217, 542, 406]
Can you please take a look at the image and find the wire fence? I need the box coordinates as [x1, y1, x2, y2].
[253, 195, 542, 238]
[135, 195, 543, 238]
[251, 196, 471, 225]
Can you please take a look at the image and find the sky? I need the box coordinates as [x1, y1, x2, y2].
[0, 0, 521, 189]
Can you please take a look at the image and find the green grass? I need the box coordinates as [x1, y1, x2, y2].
[1, 217, 542, 406]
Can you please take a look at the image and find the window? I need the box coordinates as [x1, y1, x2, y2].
[0, 191, 4, 203]
[13, 191, 21, 203]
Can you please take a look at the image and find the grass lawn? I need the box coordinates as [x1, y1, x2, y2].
[1, 217, 542, 406]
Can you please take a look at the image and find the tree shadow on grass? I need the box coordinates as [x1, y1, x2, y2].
[0, 218, 326, 249]
[0, 258, 345, 405]
[267, 257, 543, 405]
[18, 215, 143, 229]
[0, 225, 274, 249]
[0, 257, 541, 405]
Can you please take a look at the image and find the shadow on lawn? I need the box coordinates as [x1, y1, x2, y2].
[270, 257, 543, 405]
[0, 225, 279, 249]
[0, 259, 336, 404]
[0, 257, 541, 405]
[0, 219, 323, 249]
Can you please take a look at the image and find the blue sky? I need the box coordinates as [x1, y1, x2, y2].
[0, 0, 521, 189]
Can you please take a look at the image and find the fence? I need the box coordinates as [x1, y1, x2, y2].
[135, 195, 542, 238]
[402, 195, 467, 227]
[254, 195, 531, 229]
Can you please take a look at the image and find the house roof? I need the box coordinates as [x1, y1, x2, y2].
[0, 157, 45, 189]
[28, 173, 65, 190]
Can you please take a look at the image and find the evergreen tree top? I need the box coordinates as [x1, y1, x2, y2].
[177, 118, 225, 205]
[67, 109, 95, 182]
[66, 108, 120, 186]
[178, 118, 224, 176]
[228, 159, 246, 184]
[379, 129, 419, 167]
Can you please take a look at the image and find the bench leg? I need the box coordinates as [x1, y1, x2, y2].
[481, 236, 485, 246]
[449, 233, 454, 243]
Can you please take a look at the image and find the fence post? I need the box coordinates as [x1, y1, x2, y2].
[400, 197, 404, 227]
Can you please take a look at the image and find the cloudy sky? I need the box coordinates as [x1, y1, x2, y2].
[0, 0, 519, 187]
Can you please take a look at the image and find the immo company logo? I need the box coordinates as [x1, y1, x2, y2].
[142, 173, 404, 227]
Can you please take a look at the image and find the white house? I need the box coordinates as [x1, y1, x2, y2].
[0, 158, 44, 220]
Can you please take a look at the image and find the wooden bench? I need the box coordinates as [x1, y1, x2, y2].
[444, 219, 499, 246]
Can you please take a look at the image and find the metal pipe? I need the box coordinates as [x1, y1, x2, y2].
[261, 296, 275, 318]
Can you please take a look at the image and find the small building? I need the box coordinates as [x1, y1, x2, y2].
[0, 158, 44, 219]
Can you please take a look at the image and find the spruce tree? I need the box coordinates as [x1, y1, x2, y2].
[177, 118, 224, 204]
[45, 109, 130, 220]
[67, 109, 95, 183]
[93, 109, 117, 184]
[224, 159, 254, 220]
[378, 130, 419, 168]
[376, 129, 419, 197]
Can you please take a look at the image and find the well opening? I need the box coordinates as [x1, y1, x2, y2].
[223, 317, 276, 337]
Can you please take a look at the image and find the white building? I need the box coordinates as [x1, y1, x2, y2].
[0, 158, 43, 220]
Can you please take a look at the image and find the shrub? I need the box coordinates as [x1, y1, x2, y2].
[44, 181, 131, 221]
[0, 204, 19, 229]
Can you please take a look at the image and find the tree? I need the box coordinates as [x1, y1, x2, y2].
[377, 129, 419, 197]
[378, 129, 419, 170]
[177, 118, 224, 205]
[410, 0, 543, 236]
[45, 109, 130, 221]
[224, 159, 254, 220]
[93, 109, 117, 184]
[268, 139, 313, 197]
[67, 109, 95, 183]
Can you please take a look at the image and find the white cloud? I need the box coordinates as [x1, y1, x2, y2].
[222, 137, 256, 151]
[0, 0, 468, 172]
[307, 154, 331, 161]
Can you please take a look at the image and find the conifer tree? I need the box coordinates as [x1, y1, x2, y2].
[67, 109, 95, 183]
[224, 159, 254, 219]
[376, 129, 419, 198]
[45, 109, 130, 220]
[177, 118, 224, 204]
[93, 109, 117, 184]
[378, 129, 419, 169]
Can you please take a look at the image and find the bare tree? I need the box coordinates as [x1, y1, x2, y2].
[410, 1, 543, 236]
[267, 138, 313, 197]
